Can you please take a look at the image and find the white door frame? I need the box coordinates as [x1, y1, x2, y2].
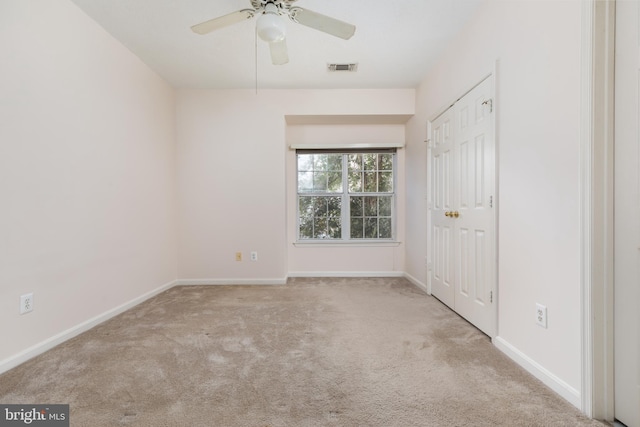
[580, 0, 615, 421]
[426, 72, 498, 338]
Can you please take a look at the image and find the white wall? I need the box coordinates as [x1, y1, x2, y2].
[175, 90, 289, 283]
[0, 0, 177, 369]
[175, 90, 414, 282]
[405, 0, 583, 405]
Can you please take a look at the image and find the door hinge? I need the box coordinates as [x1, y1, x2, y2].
[489, 195, 493, 208]
[482, 98, 493, 113]
[490, 290, 493, 303]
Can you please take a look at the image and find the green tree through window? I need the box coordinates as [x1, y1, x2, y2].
[297, 150, 395, 241]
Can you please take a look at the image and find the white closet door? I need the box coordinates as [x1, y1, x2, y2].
[452, 78, 495, 336]
[431, 109, 456, 308]
[430, 77, 496, 337]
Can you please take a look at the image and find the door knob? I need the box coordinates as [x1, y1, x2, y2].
[452, 211, 460, 218]
[445, 211, 451, 217]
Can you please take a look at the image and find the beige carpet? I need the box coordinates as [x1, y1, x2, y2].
[0, 277, 606, 426]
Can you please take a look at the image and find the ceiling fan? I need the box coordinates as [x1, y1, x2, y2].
[191, 0, 356, 65]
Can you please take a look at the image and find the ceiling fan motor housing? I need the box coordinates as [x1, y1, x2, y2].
[251, 0, 291, 11]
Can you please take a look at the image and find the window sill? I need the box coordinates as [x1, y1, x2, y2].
[293, 241, 401, 248]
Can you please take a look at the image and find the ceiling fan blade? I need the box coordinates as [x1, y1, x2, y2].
[191, 9, 255, 35]
[269, 38, 289, 65]
[289, 7, 355, 40]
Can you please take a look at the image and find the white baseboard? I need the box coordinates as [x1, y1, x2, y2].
[493, 336, 581, 409]
[0, 279, 177, 375]
[287, 271, 404, 278]
[403, 272, 429, 294]
[176, 278, 287, 286]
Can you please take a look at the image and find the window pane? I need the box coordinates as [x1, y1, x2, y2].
[297, 196, 342, 240]
[298, 154, 314, 171]
[364, 172, 377, 192]
[364, 196, 378, 216]
[313, 172, 327, 191]
[327, 172, 343, 192]
[327, 155, 342, 171]
[348, 171, 362, 192]
[327, 197, 342, 218]
[348, 154, 362, 171]
[313, 154, 327, 170]
[349, 195, 393, 240]
[298, 154, 343, 193]
[328, 217, 341, 239]
[364, 218, 378, 238]
[299, 196, 314, 217]
[378, 172, 393, 192]
[298, 196, 315, 239]
[298, 172, 313, 191]
[311, 154, 341, 171]
[379, 218, 392, 238]
[379, 154, 393, 170]
[350, 218, 363, 238]
[364, 153, 377, 171]
[314, 216, 328, 239]
[313, 197, 327, 216]
[299, 216, 313, 239]
[379, 196, 392, 216]
[350, 196, 363, 217]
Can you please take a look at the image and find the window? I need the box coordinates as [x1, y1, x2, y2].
[297, 149, 395, 241]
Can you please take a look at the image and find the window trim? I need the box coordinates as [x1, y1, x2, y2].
[290, 142, 404, 150]
[292, 240, 402, 247]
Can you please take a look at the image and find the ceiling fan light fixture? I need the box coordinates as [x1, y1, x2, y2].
[257, 3, 286, 42]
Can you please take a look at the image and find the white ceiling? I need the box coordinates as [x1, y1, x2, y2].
[70, 0, 484, 89]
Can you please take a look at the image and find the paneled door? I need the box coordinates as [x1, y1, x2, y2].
[430, 77, 496, 337]
[431, 108, 455, 308]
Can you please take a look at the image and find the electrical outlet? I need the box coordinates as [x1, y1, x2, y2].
[250, 251, 258, 262]
[235, 252, 242, 262]
[536, 303, 547, 328]
[20, 293, 34, 314]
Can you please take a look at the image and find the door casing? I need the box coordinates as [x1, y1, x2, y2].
[580, 0, 616, 421]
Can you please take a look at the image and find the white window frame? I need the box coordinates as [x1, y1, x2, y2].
[295, 149, 397, 243]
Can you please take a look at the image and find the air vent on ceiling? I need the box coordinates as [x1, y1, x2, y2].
[327, 63, 358, 72]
